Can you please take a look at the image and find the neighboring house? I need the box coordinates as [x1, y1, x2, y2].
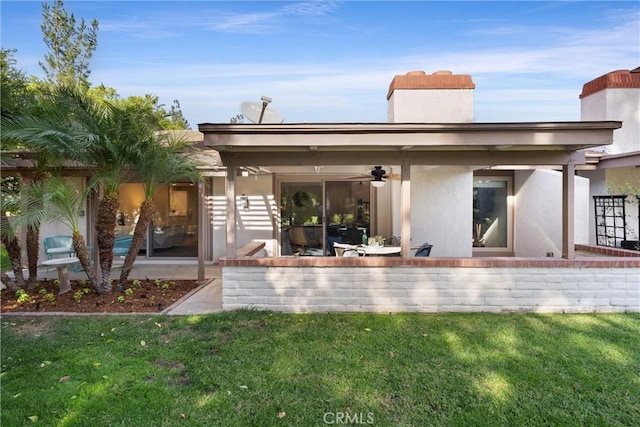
[577, 68, 640, 250]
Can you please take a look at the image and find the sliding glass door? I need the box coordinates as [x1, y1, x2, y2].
[280, 180, 371, 256]
[325, 181, 371, 254]
[280, 182, 324, 255]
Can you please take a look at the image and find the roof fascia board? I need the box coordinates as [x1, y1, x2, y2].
[597, 151, 640, 169]
[219, 150, 584, 167]
[201, 122, 621, 152]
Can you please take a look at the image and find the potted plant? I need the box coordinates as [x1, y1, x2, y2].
[369, 235, 385, 246]
[473, 213, 493, 247]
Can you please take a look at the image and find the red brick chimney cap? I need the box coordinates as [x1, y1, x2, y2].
[579, 69, 640, 99]
[387, 70, 475, 99]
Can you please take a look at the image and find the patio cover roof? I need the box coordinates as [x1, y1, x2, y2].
[199, 121, 622, 261]
[198, 121, 622, 168]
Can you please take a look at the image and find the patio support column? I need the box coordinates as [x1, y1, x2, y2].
[226, 166, 237, 258]
[562, 162, 575, 259]
[197, 179, 205, 283]
[401, 162, 411, 258]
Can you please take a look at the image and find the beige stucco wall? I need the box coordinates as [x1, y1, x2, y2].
[388, 89, 474, 123]
[581, 88, 640, 155]
[212, 175, 277, 260]
[515, 170, 590, 257]
[606, 167, 640, 241]
[37, 177, 88, 261]
[411, 166, 473, 257]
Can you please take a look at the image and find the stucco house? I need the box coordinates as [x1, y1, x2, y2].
[3, 68, 638, 313]
[193, 68, 639, 313]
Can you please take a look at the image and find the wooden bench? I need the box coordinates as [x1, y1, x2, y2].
[235, 241, 266, 258]
[41, 257, 79, 294]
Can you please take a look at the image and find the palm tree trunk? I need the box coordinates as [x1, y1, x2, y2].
[72, 231, 99, 291]
[1, 272, 19, 291]
[1, 214, 25, 289]
[95, 193, 119, 293]
[25, 225, 39, 289]
[118, 199, 154, 290]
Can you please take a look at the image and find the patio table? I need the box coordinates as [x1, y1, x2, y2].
[359, 245, 401, 256]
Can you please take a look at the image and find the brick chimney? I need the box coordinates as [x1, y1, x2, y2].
[580, 68, 640, 155]
[387, 70, 475, 123]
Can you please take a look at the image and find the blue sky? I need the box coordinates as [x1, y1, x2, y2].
[2, 1, 638, 126]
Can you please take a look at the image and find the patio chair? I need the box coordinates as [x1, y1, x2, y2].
[113, 236, 133, 257]
[343, 227, 364, 245]
[333, 243, 365, 257]
[289, 226, 311, 255]
[43, 235, 75, 259]
[414, 242, 433, 257]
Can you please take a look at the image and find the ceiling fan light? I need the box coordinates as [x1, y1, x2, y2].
[371, 179, 385, 188]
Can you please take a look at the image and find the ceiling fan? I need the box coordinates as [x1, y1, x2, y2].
[346, 166, 399, 180]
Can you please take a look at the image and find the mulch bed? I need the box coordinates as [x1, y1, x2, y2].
[1, 278, 200, 314]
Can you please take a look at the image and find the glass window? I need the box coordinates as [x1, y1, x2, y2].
[473, 179, 509, 249]
[117, 182, 198, 258]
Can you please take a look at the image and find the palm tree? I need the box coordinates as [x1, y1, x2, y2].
[17, 178, 100, 291]
[1, 94, 74, 288]
[3, 86, 156, 293]
[117, 133, 200, 288]
[0, 196, 25, 290]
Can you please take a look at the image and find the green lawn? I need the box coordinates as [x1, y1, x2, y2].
[1, 312, 639, 426]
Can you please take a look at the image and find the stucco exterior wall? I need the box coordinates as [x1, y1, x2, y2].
[222, 265, 640, 313]
[37, 177, 88, 261]
[388, 90, 474, 123]
[411, 166, 472, 257]
[581, 88, 640, 154]
[606, 167, 640, 241]
[579, 169, 607, 245]
[515, 170, 590, 257]
[212, 175, 276, 260]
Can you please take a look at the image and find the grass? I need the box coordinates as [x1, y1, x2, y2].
[1, 312, 639, 426]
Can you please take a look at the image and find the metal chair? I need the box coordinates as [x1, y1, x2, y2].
[333, 243, 365, 257]
[414, 242, 433, 257]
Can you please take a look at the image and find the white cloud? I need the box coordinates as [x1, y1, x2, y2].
[84, 2, 639, 125]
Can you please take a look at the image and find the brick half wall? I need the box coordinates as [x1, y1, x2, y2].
[222, 264, 639, 313]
